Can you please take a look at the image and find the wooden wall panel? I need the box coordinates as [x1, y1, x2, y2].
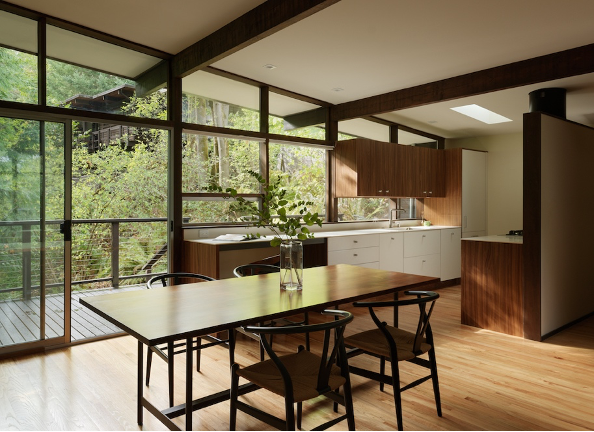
[182, 241, 219, 279]
[461, 240, 524, 337]
[423, 148, 462, 226]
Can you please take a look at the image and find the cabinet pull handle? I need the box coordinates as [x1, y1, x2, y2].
[353, 240, 358, 243]
[353, 253, 358, 257]
[378, 190, 382, 193]
[385, 190, 389, 193]
[422, 235, 426, 238]
[391, 237, 394, 240]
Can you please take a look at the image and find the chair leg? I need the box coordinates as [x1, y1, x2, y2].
[145, 346, 152, 386]
[379, 356, 386, 391]
[196, 337, 202, 372]
[230, 364, 240, 431]
[343, 380, 356, 431]
[228, 329, 236, 365]
[285, 399, 295, 431]
[391, 360, 404, 431]
[167, 342, 174, 407]
[297, 402, 302, 430]
[428, 348, 442, 417]
[304, 312, 310, 351]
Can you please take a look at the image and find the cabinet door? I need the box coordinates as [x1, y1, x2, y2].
[403, 254, 441, 277]
[440, 228, 461, 280]
[328, 246, 380, 266]
[379, 232, 404, 272]
[462, 150, 487, 234]
[357, 141, 397, 196]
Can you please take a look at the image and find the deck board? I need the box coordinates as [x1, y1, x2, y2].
[0, 285, 145, 347]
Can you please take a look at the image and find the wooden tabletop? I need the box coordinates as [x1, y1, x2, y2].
[80, 264, 438, 346]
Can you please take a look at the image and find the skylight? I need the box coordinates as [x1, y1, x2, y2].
[450, 104, 512, 124]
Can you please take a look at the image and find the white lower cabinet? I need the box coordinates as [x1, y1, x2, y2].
[440, 228, 461, 280]
[327, 228, 462, 280]
[403, 254, 441, 278]
[379, 232, 404, 272]
[327, 234, 380, 267]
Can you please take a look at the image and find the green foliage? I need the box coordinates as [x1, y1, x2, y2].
[207, 170, 323, 246]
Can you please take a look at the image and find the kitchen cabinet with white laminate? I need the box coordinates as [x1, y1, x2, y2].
[403, 230, 441, 278]
[379, 232, 404, 272]
[327, 234, 380, 267]
[440, 228, 461, 280]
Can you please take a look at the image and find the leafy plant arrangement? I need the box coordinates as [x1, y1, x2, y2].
[207, 170, 323, 246]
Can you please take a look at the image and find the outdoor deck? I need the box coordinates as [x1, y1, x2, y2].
[0, 285, 145, 347]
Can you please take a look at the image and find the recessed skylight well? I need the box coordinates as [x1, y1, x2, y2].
[450, 104, 512, 124]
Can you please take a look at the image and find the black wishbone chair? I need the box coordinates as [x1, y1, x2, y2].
[230, 310, 356, 431]
[344, 291, 442, 431]
[145, 272, 234, 407]
[233, 264, 310, 360]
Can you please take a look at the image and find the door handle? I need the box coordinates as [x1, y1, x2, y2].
[59, 220, 72, 241]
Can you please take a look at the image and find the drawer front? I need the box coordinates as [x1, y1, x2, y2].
[328, 234, 380, 251]
[403, 254, 441, 278]
[403, 230, 440, 257]
[328, 246, 380, 265]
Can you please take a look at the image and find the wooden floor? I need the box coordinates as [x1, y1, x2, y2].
[1, 285, 593, 431]
[0, 286, 144, 347]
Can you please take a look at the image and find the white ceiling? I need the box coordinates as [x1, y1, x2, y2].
[5, 0, 594, 139]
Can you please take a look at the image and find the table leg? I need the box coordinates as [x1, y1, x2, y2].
[137, 340, 144, 425]
[394, 292, 399, 326]
[185, 337, 193, 430]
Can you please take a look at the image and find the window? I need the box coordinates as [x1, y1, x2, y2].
[269, 92, 326, 139]
[269, 142, 326, 215]
[0, 11, 37, 104]
[338, 118, 389, 141]
[182, 71, 260, 132]
[46, 25, 165, 118]
[337, 198, 389, 221]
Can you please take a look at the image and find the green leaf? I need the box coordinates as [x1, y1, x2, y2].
[270, 237, 282, 247]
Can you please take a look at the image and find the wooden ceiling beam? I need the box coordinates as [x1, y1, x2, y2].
[331, 43, 594, 121]
[173, 0, 341, 78]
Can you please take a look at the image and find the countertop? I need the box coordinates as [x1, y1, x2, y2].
[187, 225, 461, 246]
[462, 235, 523, 244]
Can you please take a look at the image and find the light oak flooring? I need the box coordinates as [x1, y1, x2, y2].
[1, 285, 593, 431]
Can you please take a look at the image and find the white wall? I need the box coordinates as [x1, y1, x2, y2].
[540, 115, 594, 335]
[446, 133, 523, 235]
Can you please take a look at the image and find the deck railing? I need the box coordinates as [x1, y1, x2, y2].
[0, 218, 168, 301]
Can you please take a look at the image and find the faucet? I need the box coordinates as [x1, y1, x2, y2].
[389, 208, 405, 228]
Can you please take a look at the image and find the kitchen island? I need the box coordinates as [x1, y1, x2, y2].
[461, 235, 524, 337]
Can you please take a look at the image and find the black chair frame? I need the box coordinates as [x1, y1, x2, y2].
[346, 290, 441, 431]
[145, 272, 233, 407]
[233, 264, 310, 360]
[230, 310, 356, 431]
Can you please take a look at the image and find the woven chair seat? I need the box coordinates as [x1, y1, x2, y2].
[345, 326, 432, 361]
[237, 349, 346, 403]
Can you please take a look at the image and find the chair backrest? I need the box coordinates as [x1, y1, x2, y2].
[233, 264, 280, 278]
[243, 310, 353, 394]
[147, 272, 215, 288]
[353, 290, 439, 354]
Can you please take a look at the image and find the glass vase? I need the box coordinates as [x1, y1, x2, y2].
[279, 240, 303, 290]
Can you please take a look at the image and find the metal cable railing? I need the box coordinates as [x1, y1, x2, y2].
[0, 218, 168, 301]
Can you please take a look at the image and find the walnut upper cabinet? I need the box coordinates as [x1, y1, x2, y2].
[333, 139, 444, 198]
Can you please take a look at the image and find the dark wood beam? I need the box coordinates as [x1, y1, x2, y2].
[135, 60, 169, 97]
[332, 43, 594, 121]
[283, 107, 327, 130]
[173, 0, 341, 78]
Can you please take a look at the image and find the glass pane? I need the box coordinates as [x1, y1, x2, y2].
[182, 133, 260, 193]
[182, 199, 257, 224]
[337, 198, 390, 221]
[269, 92, 325, 139]
[47, 25, 166, 118]
[399, 129, 438, 147]
[182, 71, 260, 131]
[0, 11, 37, 104]
[338, 118, 389, 141]
[269, 143, 326, 215]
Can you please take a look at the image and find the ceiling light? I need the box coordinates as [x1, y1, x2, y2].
[450, 104, 512, 124]
[263, 64, 277, 69]
[332, 87, 344, 92]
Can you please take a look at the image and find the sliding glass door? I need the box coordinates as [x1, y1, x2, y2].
[0, 115, 70, 354]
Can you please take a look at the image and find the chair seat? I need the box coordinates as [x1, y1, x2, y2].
[237, 350, 346, 403]
[344, 326, 432, 361]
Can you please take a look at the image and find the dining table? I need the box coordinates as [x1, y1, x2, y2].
[80, 264, 438, 431]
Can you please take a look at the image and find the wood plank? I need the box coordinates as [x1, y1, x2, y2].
[331, 43, 594, 121]
[0, 302, 35, 344]
[2, 285, 594, 430]
[172, 0, 341, 78]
